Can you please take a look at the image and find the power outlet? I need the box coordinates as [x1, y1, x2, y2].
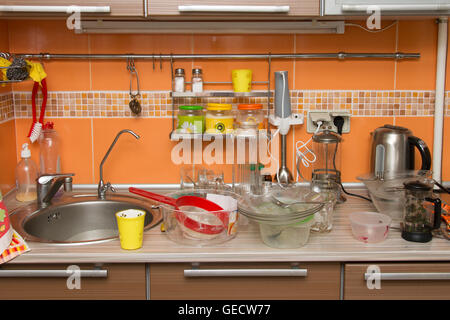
[306, 111, 351, 134]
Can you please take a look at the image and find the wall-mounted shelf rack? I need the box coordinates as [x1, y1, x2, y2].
[0, 50, 421, 139]
[171, 90, 272, 98]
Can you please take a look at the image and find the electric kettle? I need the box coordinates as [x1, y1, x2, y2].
[370, 125, 431, 178]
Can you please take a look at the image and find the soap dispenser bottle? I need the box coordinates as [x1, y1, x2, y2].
[15, 143, 39, 202]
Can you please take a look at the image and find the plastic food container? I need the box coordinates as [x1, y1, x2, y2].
[349, 212, 392, 243]
[161, 189, 240, 246]
[177, 105, 204, 134]
[205, 103, 234, 134]
[236, 104, 263, 130]
[238, 186, 324, 248]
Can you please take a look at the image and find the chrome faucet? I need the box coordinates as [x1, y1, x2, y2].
[37, 173, 75, 208]
[98, 129, 140, 200]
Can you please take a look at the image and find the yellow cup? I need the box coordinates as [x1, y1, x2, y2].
[232, 69, 252, 92]
[115, 209, 146, 250]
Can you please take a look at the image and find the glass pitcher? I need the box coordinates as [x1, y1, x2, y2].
[402, 180, 441, 243]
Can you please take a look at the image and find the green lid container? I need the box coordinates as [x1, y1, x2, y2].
[179, 105, 203, 110]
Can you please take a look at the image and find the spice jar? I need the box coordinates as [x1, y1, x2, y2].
[192, 68, 203, 93]
[173, 68, 185, 93]
[177, 105, 204, 134]
[205, 103, 234, 134]
[236, 104, 264, 130]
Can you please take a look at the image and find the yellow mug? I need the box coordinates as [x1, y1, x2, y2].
[232, 69, 252, 92]
[115, 209, 146, 250]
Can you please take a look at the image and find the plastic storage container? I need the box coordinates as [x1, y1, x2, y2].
[38, 122, 61, 174]
[349, 212, 391, 243]
[15, 143, 39, 202]
[161, 189, 240, 246]
[236, 104, 263, 129]
[176, 105, 204, 134]
[205, 103, 234, 134]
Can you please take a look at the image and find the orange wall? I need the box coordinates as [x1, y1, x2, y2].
[3, 19, 450, 184]
[0, 20, 16, 195]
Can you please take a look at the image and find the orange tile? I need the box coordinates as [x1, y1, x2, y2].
[0, 120, 17, 194]
[8, 20, 90, 91]
[295, 21, 396, 90]
[14, 118, 93, 184]
[395, 117, 434, 171]
[193, 34, 294, 90]
[396, 20, 437, 90]
[92, 118, 181, 184]
[90, 34, 193, 91]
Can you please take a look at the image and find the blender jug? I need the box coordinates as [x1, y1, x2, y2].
[402, 180, 441, 243]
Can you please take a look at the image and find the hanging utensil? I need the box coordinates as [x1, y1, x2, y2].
[127, 57, 141, 115]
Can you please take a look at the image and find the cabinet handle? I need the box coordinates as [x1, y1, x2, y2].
[184, 268, 307, 277]
[178, 5, 290, 13]
[0, 269, 108, 278]
[342, 4, 450, 12]
[0, 5, 111, 13]
[364, 272, 450, 281]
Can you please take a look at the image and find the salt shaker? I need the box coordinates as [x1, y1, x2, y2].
[192, 68, 203, 93]
[173, 68, 185, 93]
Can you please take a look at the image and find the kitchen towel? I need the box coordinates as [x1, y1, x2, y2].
[0, 230, 30, 264]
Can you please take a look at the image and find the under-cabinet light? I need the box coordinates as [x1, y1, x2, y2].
[76, 20, 345, 34]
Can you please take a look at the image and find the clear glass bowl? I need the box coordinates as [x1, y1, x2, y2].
[238, 185, 324, 248]
[161, 189, 240, 246]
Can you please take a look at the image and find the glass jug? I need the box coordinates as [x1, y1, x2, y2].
[402, 180, 441, 243]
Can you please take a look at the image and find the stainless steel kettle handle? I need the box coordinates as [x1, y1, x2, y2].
[408, 136, 432, 171]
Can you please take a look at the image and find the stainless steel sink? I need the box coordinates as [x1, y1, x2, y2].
[10, 193, 162, 245]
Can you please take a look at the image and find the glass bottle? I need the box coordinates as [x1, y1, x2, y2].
[173, 68, 185, 93]
[192, 68, 203, 93]
[38, 122, 61, 174]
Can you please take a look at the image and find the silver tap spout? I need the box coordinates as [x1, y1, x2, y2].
[98, 129, 140, 200]
[37, 173, 75, 208]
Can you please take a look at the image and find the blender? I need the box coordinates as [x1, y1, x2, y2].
[402, 180, 442, 243]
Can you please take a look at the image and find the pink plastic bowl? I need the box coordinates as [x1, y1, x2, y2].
[349, 212, 391, 243]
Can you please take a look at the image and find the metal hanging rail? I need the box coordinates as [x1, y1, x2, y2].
[10, 52, 420, 60]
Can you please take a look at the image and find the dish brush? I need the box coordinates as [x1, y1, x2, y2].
[28, 78, 48, 143]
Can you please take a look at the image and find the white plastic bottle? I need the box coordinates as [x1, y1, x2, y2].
[38, 122, 61, 174]
[15, 143, 39, 202]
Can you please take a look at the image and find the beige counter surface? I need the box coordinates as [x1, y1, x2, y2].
[4, 188, 450, 264]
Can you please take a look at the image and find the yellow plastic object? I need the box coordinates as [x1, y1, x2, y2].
[231, 69, 252, 92]
[26, 61, 47, 85]
[206, 103, 232, 111]
[115, 209, 146, 250]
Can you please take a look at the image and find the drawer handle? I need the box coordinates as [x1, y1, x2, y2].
[364, 272, 450, 281]
[184, 268, 307, 277]
[0, 269, 108, 278]
[0, 5, 111, 13]
[178, 5, 290, 13]
[342, 4, 450, 12]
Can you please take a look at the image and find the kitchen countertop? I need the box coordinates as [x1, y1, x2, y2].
[3, 187, 450, 264]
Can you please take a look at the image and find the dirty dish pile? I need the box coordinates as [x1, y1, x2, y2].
[349, 212, 391, 243]
[357, 170, 430, 221]
[238, 186, 324, 249]
[146, 189, 239, 246]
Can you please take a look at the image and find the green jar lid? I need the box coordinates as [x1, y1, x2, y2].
[179, 105, 203, 110]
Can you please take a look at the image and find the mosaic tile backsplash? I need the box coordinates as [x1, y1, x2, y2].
[2, 90, 450, 120]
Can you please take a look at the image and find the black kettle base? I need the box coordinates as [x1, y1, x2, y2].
[401, 231, 432, 243]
